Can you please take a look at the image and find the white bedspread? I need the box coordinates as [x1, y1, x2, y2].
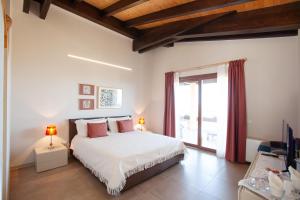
[70, 131, 186, 195]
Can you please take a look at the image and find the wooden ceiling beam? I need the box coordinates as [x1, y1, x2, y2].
[177, 2, 300, 40]
[177, 30, 298, 43]
[104, 0, 149, 17]
[70, 0, 83, 3]
[40, 0, 52, 19]
[126, 0, 251, 27]
[51, 0, 139, 38]
[164, 43, 174, 48]
[133, 12, 235, 52]
[138, 38, 177, 53]
[23, 0, 31, 13]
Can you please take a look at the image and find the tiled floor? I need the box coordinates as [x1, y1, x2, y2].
[10, 148, 249, 200]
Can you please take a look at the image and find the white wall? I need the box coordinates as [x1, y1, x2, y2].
[10, 0, 300, 167]
[298, 30, 300, 138]
[146, 37, 300, 141]
[10, 1, 151, 167]
[0, 0, 4, 197]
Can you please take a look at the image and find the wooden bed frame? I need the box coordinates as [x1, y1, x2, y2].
[68, 116, 184, 193]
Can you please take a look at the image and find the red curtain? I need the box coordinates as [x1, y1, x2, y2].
[225, 59, 247, 163]
[164, 72, 176, 137]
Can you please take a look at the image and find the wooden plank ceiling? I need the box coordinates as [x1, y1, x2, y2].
[24, 0, 300, 53]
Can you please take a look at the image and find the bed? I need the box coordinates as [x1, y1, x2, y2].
[69, 116, 185, 195]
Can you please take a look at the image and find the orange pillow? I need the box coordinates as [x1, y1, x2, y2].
[87, 122, 108, 138]
[117, 119, 134, 133]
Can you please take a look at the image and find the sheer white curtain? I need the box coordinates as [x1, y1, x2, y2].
[174, 72, 180, 139]
[216, 64, 229, 158]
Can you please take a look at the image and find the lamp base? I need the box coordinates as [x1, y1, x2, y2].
[139, 124, 143, 131]
[48, 135, 55, 150]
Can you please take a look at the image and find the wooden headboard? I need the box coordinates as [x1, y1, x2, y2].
[68, 115, 131, 145]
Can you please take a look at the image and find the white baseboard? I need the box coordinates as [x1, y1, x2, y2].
[10, 162, 34, 171]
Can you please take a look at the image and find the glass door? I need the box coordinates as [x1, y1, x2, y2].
[176, 81, 199, 145]
[200, 78, 218, 150]
[176, 74, 218, 151]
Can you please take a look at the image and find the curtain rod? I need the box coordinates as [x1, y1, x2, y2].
[174, 58, 247, 73]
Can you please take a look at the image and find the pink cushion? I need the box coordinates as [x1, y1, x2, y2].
[117, 119, 134, 133]
[87, 122, 108, 138]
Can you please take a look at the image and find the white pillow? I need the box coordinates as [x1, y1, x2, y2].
[107, 131, 115, 136]
[107, 116, 130, 133]
[75, 118, 107, 137]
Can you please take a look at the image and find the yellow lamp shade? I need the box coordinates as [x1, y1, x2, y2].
[45, 125, 57, 136]
[138, 117, 145, 125]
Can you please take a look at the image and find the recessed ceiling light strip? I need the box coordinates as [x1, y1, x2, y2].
[68, 54, 133, 71]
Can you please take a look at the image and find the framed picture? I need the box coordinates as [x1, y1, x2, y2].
[79, 84, 95, 96]
[79, 99, 95, 110]
[98, 87, 122, 109]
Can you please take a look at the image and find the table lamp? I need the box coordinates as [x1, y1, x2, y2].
[45, 125, 57, 149]
[138, 117, 145, 131]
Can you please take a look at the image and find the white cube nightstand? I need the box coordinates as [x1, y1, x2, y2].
[34, 144, 68, 172]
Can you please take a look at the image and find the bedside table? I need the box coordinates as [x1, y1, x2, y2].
[34, 144, 68, 172]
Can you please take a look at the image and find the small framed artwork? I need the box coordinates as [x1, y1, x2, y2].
[98, 87, 122, 109]
[79, 99, 95, 110]
[79, 84, 95, 96]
